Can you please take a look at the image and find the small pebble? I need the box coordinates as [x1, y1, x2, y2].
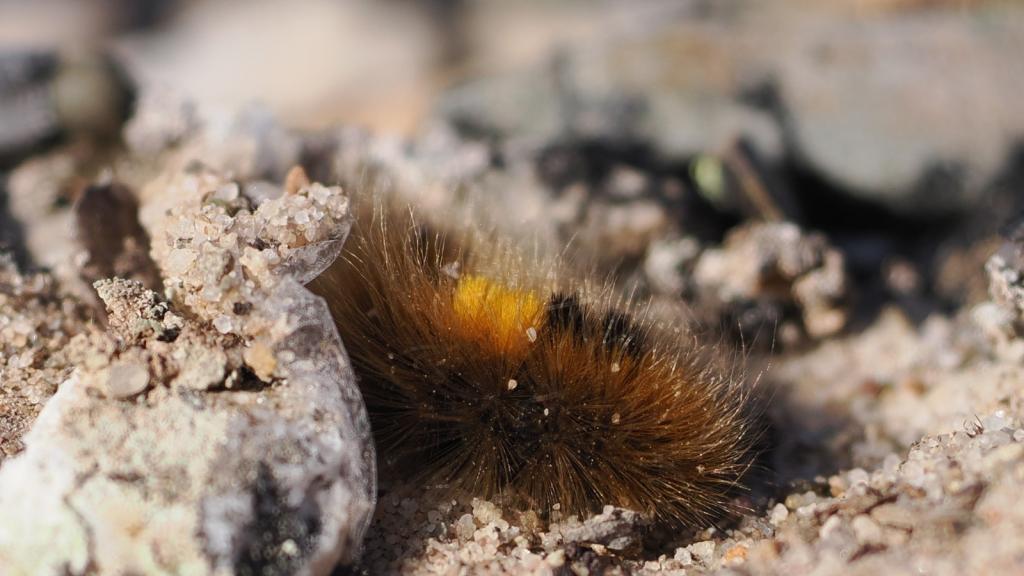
[103, 362, 150, 398]
[687, 541, 715, 566]
[769, 503, 789, 526]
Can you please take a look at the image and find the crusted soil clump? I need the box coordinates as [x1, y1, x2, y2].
[144, 164, 350, 339]
[80, 278, 241, 397]
[692, 221, 849, 343]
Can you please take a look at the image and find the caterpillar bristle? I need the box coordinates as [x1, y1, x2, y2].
[309, 194, 760, 529]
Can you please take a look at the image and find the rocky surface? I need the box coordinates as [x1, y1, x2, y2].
[432, 1, 1024, 215]
[356, 411, 1024, 576]
[2, 86, 1022, 576]
[0, 278, 373, 575]
[2, 2, 1024, 574]
[0, 98, 374, 575]
[20, 0, 1015, 214]
[693, 221, 848, 341]
[0, 257, 93, 459]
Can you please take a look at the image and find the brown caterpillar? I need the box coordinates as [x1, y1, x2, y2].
[309, 197, 759, 528]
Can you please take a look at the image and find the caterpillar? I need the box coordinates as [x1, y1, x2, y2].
[309, 196, 759, 528]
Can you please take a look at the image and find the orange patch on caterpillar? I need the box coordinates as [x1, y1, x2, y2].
[452, 275, 543, 354]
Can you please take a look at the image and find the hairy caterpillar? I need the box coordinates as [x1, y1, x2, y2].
[309, 196, 759, 528]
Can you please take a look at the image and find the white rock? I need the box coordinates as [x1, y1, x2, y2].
[769, 503, 789, 526]
[687, 541, 716, 566]
[0, 280, 374, 576]
[673, 547, 693, 566]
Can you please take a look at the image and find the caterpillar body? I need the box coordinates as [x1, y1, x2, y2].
[309, 199, 758, 528]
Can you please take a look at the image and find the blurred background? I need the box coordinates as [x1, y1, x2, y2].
[2, 0, 1024, 332]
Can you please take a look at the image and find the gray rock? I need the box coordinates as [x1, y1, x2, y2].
[0, 51, 60, 159]
[776, 11, 1024, 213]
[0, 277, 374, 576]
[432, 2, 1024, 214]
